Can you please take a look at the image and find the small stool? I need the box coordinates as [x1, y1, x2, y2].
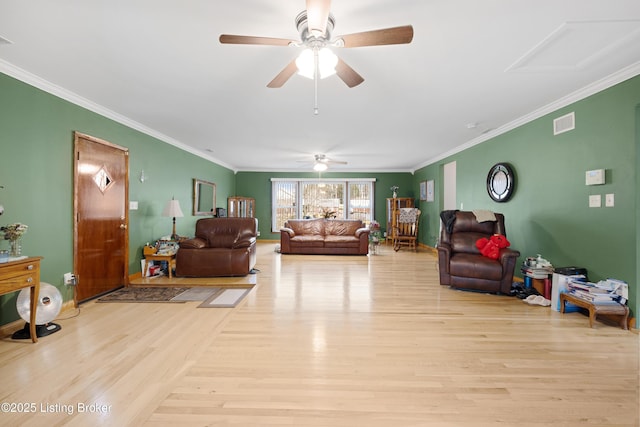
[560, 292, 629, 330]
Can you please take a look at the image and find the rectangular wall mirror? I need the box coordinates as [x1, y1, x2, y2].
[193, 178, 216, 216]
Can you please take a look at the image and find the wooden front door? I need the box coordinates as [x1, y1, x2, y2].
[73, 132, 129, 303]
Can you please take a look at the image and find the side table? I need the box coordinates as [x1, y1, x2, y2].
[0, 256, 42, 343]
[144, 253, 176, 278]
[560, 292, 629, 330]
[369, 230, 382, 255]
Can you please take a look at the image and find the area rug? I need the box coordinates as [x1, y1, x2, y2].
[170, 287, 220, 301]
[96, 287, 212, 303]
[197, 288, 253, 308]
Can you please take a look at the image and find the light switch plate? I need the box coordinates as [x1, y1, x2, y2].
[605, 193, 614, 207]
[129, 201, 139, 210]
[589, 195, 601, 208]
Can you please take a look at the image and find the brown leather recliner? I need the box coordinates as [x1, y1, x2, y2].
[437, 211, 520, 294]
[175, 217, 257, 277]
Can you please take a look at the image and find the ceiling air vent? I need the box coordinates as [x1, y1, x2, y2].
[553, 112, 575, 135]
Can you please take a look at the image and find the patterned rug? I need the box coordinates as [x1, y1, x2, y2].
[96, 287, 218, 303]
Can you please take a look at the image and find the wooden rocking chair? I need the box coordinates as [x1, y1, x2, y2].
[392, 208, 421, 251]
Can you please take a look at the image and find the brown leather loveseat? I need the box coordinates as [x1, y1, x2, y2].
[280, 218, 369, 255]
[176, 217, 257, 277]
[437, 210, 520, 294]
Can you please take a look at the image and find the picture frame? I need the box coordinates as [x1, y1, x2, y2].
[426, 180, 434, 202]
[420, 180, 428, 201]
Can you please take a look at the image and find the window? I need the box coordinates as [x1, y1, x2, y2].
[271, 178, 375, 231]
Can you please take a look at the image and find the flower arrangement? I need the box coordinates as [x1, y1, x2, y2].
[321, 207, 337, 219]
[390, 185, 399, 197]
[369, 220, 381, 230]
[1, 223, 28, 241]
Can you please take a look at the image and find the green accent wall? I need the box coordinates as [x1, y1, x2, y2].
[414, 74, 640, 322]
[235, 171, 414, 239]
[2, 68, 638, 327]
[0, 73, 235, 325]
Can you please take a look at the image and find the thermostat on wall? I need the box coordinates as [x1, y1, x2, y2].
[585, 169, 605, 186]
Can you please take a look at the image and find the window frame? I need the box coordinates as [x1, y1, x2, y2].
[271, 178, 375, 232]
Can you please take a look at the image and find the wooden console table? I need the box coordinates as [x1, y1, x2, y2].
[560, 292, 629, 330]
[0, 257, 42, 342]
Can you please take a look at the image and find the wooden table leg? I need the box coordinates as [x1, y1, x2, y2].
[29, 283, 38, 343]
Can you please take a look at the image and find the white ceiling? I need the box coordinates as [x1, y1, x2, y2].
[1, 0, 640, 173]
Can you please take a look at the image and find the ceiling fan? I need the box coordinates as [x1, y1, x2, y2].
[298, 154, 347, 171]
[219, 0, 414, 90]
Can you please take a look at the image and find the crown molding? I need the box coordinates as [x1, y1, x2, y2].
[0, 59, 237, 172]
[413, 60, 640, 172]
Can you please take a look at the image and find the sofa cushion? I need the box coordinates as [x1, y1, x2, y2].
[324, 220, 363, 236]
[450, 253, 502, 280]
[450, 232, 486, 255]
[324, 235, 360, 248]
[287, 219, 325, 236]
[290, 235, 325, 247]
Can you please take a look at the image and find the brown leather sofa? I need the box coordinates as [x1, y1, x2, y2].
[280, 218, 369, 255]
[437, 211, 520, 294]
[175, 217, 257, 277]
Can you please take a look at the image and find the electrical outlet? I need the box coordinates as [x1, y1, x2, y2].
[64, 272, 77, 286]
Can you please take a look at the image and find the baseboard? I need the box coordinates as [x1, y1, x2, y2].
[418, 243, 437, 255]
[129, 271, 142, 282]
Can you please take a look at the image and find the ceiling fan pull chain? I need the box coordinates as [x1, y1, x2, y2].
[314, 47, 319, 115]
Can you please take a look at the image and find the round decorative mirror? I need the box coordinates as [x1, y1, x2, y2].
[486, 163, 515, 202]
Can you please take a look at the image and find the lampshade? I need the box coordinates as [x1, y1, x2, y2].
[313, 162, 328, 172]
[296, 47, 338, 80]
[162, 198, 184, 218]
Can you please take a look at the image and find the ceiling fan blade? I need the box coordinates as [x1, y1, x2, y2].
[219, 34, 295, 46]
[335, 58, 364, 88]
[267, 59, 299, 88]
[306, 0, 332, 37]
[337, 25, 414, 48]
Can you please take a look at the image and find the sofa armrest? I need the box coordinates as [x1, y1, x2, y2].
[499, 248, 520, 263]
[179, 237, 207, 249]
[437, 242, 451, 277]
[280, 227, 295, 237]
[355, 227, 370, 238]
[232, 236, 256, 249]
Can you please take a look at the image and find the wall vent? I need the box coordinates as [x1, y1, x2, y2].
[553, 112, 575, 135]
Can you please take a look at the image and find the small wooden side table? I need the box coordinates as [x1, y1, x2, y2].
[144, 253, 176, 279]
[0, 257, 42, 343]
[560, 292, 629, 330]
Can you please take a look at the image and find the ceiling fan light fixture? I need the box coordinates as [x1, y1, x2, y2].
[313, 162, 328, 172]
[296, 47, 338, 79]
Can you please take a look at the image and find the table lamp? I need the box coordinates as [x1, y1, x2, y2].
[162, 197, 184, 240]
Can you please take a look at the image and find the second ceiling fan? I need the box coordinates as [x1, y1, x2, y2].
[219, 0, 414, 89]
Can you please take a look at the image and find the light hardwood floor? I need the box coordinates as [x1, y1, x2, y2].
[1, 243, 638, 426]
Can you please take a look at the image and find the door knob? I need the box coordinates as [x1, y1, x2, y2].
[119, 224, 127, 230]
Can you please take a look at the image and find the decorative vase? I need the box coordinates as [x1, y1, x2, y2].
[9, 239, 21, 257]
[393, 191, 397, 198]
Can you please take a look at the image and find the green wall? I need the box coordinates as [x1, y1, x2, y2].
[0, 73, 235, 325]
[2, 68, 638, 327]
[235, 171, 414, 239]
[414, 75, 640, 321]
